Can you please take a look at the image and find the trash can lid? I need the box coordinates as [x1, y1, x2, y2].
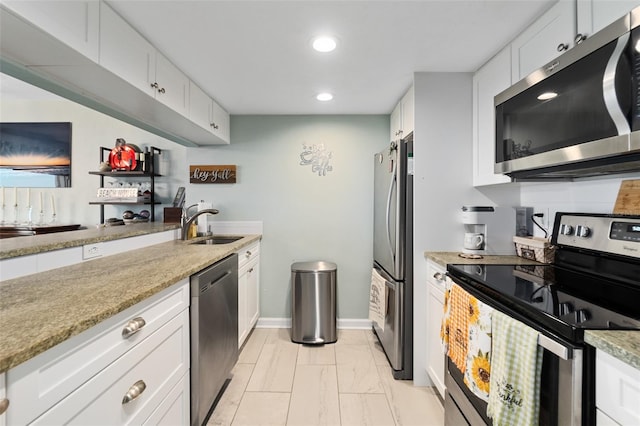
[291, 261, 337, 272]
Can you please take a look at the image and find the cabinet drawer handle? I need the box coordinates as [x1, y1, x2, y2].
[556, 43, 568, 52]
[0, 398, 9, 415]
[433, 272, 445, 281]
[245, 250, 252, 258]
[248, 267, 254, 273]
[122, 317, 146, 339]
[122, 380, 146, 404]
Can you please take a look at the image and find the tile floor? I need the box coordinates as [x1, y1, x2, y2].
[207, 328, 444, 426]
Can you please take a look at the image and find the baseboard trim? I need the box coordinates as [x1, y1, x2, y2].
[256, 318, 372, 330]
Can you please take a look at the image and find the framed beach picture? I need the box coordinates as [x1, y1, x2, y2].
[0, 122, 72, 188]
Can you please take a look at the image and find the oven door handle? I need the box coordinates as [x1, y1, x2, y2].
[538, 333, 571, 360]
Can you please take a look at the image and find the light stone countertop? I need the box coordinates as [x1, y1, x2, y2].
[585, 330, 640, 370]
[424, 251, 541, 267]
[0, 234, 261, 373]
[0, 222, 180, 259]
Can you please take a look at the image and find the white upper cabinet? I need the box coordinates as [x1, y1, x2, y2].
[473, 46, 512, 186]
[2, 1, 99, 63]
[389, 85, 414, 143]
[390, 102, 402, 143]
[189, 82, 230, 144]
[155, 52, 190, 117]
[99, 2, 155, 98]
[401, 86, 415, 137]
[99, 3, 189, 116]
[511, 0, 576, 83]
[577, 0, 640, 36]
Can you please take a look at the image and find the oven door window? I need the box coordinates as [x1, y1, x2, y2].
[495, 37, 631, 164]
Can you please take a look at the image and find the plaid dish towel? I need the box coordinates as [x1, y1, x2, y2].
[487, 310, 543, 426]
[447, 283, 471, 372]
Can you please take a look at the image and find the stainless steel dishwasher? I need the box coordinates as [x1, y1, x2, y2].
[190, 253, 238, 426]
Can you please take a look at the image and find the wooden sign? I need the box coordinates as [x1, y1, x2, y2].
[189, 165, 236, 184]
[614, 179, 640, 215]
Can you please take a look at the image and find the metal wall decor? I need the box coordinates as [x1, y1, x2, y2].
[299, 143, 333, 176]
[189, 165, 236, 183]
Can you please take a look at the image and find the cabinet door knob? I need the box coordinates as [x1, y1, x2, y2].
[122, 380, 146, 404]
[158, 87, 166, 94]
[433, 272, 445, 281]
[0, 398, 9, 415]
[248, 267, 254, 273]
[210, 122, 219, 130]
[557, 43, 568, 52]
[245, 250, 252, 258]
[122, 317, 146, 339]
[150, 82, 159, 89]
[575, 33, 587, 44]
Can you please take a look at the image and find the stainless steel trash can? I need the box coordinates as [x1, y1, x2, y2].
[291, 261, 337, 344]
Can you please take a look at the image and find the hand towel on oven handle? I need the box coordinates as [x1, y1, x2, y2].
[441, 279, 493, 401]
[487, 310, 543, 426]
[369, 269, 387, 331]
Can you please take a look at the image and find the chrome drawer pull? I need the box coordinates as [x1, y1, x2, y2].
[122, 317, 146, 339]
[245, 250, 252, 258]
[433, 272, 445, 281]
[0, 398, 9, 415]
[122, 380, 146, 404]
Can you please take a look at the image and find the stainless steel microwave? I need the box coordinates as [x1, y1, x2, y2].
[494, 7, 640, 180]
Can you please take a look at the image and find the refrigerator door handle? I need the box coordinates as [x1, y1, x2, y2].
[385, 159, 397, 264]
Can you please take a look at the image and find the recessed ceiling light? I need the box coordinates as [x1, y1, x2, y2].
[537, 91, 558, 100]
[312, 36, 337, 53]
[316, 93, 333, 101]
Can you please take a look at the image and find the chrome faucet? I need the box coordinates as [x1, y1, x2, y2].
[181, 208, 219, 240]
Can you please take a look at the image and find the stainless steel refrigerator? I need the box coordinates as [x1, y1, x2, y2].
[372, 134, 413, 380]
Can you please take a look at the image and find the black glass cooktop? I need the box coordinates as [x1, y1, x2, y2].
[446, 263, 640, 343]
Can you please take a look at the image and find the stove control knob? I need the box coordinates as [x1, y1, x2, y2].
[575, 309, 591, 323]
[559, 302, 574, 316]
[576, 225, 591, 238]
[560, 224, 574, 236]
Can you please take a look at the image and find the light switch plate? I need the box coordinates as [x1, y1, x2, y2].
[83, 243, 103, 260]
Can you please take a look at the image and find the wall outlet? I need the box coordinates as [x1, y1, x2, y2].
[83, 243, 103, 260]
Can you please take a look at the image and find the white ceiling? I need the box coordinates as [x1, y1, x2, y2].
[103, 0, 555, 115]
[2, 1, 556, 115]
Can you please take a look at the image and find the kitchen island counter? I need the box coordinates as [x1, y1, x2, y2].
[0, 222, 180, 260]
[0, 234, 261, 373]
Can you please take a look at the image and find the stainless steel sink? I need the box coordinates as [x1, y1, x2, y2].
[189, 236, 243, 245]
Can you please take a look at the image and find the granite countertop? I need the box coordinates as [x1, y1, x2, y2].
[0, 234, 261, 373]
[425, 251, 541, 267]
[0, 222, 180, 260]
[585, 330, 640, 370]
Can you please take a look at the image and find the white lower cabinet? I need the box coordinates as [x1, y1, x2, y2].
[143, 372, 189, 426]
[596, 350, 640, 425]
[0, 373, 6, 426]
[5, 279, 189, 426]
[238, 242, 260, 347]
[425, 260, 447, 399]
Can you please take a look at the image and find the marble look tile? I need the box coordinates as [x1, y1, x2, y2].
[297, 344, 336, 365]
[286, 365, 340, 426]
[246, 342, 299, 392]
[336, 329, 369, 345]
[231, 392, 290, 426]
[339, 393, 395, 426]
[238, 328, 270, 364]
[377, 365, 444, 426]
[335, 345, 383, 393]
[365, 331, 390, 366]
[208, 363, 255, 426]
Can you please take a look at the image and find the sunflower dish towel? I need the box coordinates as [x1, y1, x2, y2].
[487, 310, 543, 426]
[463, 296, 493, 401]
